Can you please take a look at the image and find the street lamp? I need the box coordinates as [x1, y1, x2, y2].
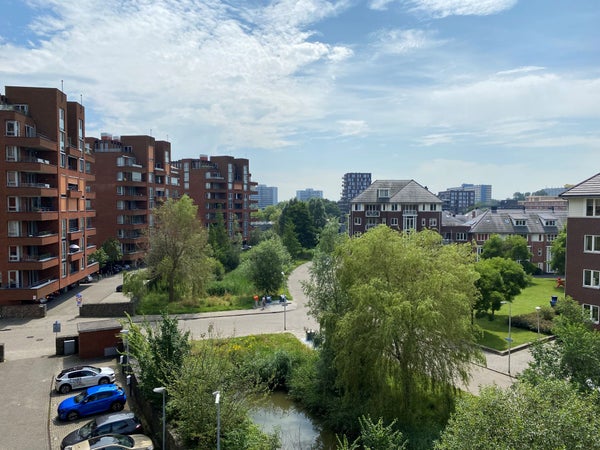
[535, 306, 541, 337]
[213, 391, 221, 450]
[153, 387, 166, 450]
[501, 301, 512, 376]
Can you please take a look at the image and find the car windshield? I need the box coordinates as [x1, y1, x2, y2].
[73, 391, 88, 403]
[78, 419, 97, 438]
[89, 434, 133, 448]
[88, 366, 101, 374]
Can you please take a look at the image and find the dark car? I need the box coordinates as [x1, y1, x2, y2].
[58, 384, 126, 421]
[116, 285, 123, 292]
[61, 412, 143, 449]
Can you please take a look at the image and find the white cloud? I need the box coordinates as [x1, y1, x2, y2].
[406, 0, 518, 18]
[337, 119, 369, 136]
[371, 28, 443, 55]
[496, 66, 546, 76]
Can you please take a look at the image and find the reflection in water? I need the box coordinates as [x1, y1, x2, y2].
[251, 391, 336, 450]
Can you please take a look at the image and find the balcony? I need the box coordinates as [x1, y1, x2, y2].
[6, 158, 56, 174]
[67, 189, 83, 198]
[6, 133, 57, 151]
[18, 232, 59, 245]
[11, 254, 59, 270]
[10, 208, 59, 221]
[8, 182, 58, 197]
[366, 210, 381, 217]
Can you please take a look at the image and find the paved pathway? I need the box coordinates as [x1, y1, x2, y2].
[0, 263, 533, 449]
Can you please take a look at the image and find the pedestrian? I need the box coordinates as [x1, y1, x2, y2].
[261, 296, 266, 310]
[253, 295, 259, 309]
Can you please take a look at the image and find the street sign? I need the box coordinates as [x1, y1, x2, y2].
[53, 321, 61, 333]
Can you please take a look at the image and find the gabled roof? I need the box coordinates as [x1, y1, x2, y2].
[468, 209, 567, 234]
[351, 180, 441, 204]
[560, 173, 600, 197]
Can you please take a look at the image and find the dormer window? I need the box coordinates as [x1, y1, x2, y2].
[514, 219, 526, 226]
[377, 188, 390, 198]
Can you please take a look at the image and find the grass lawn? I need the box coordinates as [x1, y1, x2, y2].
[476, 277, 565, 350]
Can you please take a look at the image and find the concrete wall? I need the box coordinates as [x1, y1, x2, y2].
[0, 303, 46, 319]
[79, 302, 135, 318]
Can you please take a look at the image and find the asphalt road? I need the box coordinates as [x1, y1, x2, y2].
[0, 264, 531, 449]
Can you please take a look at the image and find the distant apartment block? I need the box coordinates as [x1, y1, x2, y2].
[87, 133, 180, 265]
[0, 86, 97, 306]
[349, 180, 442, 236]
[519, 195, 567, 211]
[254, 184, 278, 209]
[438, 183, 492, 214]
[296, 188, 323, 201]
[172, 155, 256, 243]
[560, 173, 600, 323]
[338, 172, 371, 215]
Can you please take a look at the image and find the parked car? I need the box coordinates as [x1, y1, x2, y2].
[55, 366, 116, 394]
[57, 384, 127, 421]
[61, 412, 143, 449]
[63, 433, 153, 450]
[116, 284, 123, 292]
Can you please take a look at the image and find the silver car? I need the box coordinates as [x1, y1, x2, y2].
[55, 365, 116, 394]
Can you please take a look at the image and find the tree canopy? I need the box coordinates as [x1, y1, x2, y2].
[305, 226, 483, 423]
[434, 379, 600, 450]
[241, 235, 291, 295]
[550, 225, 566, 275]
[145, 195, 213, 302]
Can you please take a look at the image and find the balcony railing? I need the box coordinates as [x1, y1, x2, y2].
[365, 210, 380, 217]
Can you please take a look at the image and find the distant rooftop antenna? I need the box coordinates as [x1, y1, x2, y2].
[61, 80, 64, 91]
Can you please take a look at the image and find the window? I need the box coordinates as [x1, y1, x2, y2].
[391, 204, 399, 211]
[9, 246, 20, 262]
[117, 172, 124, 181]
[377, 188, 390, 198]
[6, 171, 18, 187]
[429, 218, 437, 227]
[547, 234, 557, 242]
[583, 304, 600, 324]
[25, 124, 35, 137]
[5, 146, 18, 161]
[403, 215, 416, 230]
[391, 218, 398, 226]
[583, 269, 600, 288]
[585, 235, 600, 253]
[8, 270, 19, 288]
[353, 203, 364, 211]
[514, 219, 526, 226]
[476, 234, 490, 241]
[456, 232, 467, 241]
[116, 186, 124, 196]
[537, 248, 543, 256]
[60, 131, 65, 151]
[429, 204, 437, 211]
[8, 221, 20, 237]
[60, 152, 66, 168]
[6, 120, 19, 136]
[421, 218, 426, 227]
[59, 108, 65, 131]
[117, 201, 125, 210]
[586, 199, 600, 217]
[7, 196, 18, 212]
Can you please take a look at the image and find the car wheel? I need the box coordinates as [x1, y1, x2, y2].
[98, 377, 110, 385]
[110, 402, 124, 412]
[67, 411, 79, 421]
[59, 384, 72, 394]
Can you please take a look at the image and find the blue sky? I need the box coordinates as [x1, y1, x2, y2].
[1, 0, 599, 202]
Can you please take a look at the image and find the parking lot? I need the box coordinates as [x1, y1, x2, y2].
[48, 358, 131, 450]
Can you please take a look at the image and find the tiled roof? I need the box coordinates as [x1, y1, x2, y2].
[469, 209, 567, 234]
[351, 180, 442, 204]
[560, 172, 600, 197]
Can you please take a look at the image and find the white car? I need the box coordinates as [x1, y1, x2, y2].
[55, 365, 116, 394]
[63, 434, 153, 450]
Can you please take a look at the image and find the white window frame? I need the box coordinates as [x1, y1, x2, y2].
[6, 145, 18, 161]
[583, 269, 600, 288]
[390, 217, 399, 226]
[429, 218, 437, 227]
[354, 217, 361, 225]
[5, 120, 19, 136]
[586, 199, 600, 217]
[6, 171, 18, 187]
[583, 304, 600, 325]
[584, 235, 600, 253]
[456, 232, 467, 241]
[8, 221, 20, 237]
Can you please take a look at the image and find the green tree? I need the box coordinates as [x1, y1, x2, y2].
[474, 257, 529, 319]
[145, 195, 213, 303]
[102, 237, 123, 271]
[321, 227, 483, 417]
[209, 210, 240, 271]
[434, 379, 600, 450]
[279, 199, 317, 249]
[480, 234, 531, 263]
[480, 234, 505, 259]
[308, 197, 328, 230]
[550, 225, 567, 275]
[281, 221, 302, 259]
[241, 236, 291, 295]
[88, 248, 108, 270]
[124, 312, 191, 399]
[520, 310, 600, 392]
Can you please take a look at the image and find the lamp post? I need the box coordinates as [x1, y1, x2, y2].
[501, 301, 512, 376]
[213, 391, 221, 450]
[153, 387, 166, 450]
[535, 306, 541, 336]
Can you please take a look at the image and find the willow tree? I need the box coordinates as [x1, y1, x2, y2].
[330, 226, 483, 416]
[145, 195, 213, 302]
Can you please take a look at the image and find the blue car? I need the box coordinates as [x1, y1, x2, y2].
[58, 384, 127, 421]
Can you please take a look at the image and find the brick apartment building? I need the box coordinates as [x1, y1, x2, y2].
[172, 155, 256, 243]
[349, 180, 442, 236]
[0, 86, 97, 306]
[560, 173, 600, 324]
[86, 133, 180, 265]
